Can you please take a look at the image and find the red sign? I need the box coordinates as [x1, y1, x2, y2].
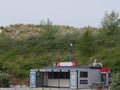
[56, 62, 76, 66]
[101, 67, 108, 72]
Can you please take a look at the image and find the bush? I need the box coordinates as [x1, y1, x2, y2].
[0, 73, 10, 87]
[110, 73, 120, 90]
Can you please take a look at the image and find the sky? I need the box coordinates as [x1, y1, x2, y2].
[0, 0, 120, 28]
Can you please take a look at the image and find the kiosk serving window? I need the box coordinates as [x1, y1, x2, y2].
[48, 72, 70, 79]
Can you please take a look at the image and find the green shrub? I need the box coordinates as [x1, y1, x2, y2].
[0, 73, 10, 87]
[110, 73, 120, 90]
[79, 28, 96, 56]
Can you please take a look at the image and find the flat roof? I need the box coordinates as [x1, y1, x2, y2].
[30, 66, 101, 72]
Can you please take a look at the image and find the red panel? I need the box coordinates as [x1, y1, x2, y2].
[72, 62, 76, 66]
[101, 67, 108, 72]
[56, 62, 60, 66]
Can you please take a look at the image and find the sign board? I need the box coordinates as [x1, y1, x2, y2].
[56, 62, 76, 66]
[30, 71, 36, 87]
[70, 71, 77, 89]
[101, 67, 108, 72]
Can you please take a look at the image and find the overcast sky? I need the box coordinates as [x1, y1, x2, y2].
[0, 0, 120, 28]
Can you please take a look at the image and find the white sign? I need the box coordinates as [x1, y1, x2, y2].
[57, 62, 76, 66]
[70, 74, 77, 88]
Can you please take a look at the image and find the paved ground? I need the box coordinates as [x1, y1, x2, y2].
[0, 88, 110, 90]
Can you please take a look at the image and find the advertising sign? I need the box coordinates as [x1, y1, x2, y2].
[30, 71, 36, 87]
[70, 74, 77, 88]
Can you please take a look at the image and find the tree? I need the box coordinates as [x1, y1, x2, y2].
[40, 19, 58, 40]
[100, 11, 120, 47]
[79, 28, 95, 56]
[101, 11, 120, 35]
[40, 19, 59, 49]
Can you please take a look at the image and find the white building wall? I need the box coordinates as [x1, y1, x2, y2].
[60, 79, 69, 87]
[48, 79, 58, 87]
[88, 69, 101, 86]
[78, 68, 101, 89]
[78, 69, 89, 89]
[48, 79, 69, 87]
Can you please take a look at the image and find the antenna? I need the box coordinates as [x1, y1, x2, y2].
[69, 43, 72, 62]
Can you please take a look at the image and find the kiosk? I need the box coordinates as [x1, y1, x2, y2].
[29, 61, 110, 89]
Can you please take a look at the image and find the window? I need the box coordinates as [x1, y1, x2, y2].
[80, 72, 88, 78]
[48, 72, 54, 79]
[60, 72, 70, 79]
[101, 74, 106, 83]
[48, 72, 70, 79]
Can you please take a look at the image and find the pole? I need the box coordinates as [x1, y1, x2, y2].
[69, 43, 72, 62]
